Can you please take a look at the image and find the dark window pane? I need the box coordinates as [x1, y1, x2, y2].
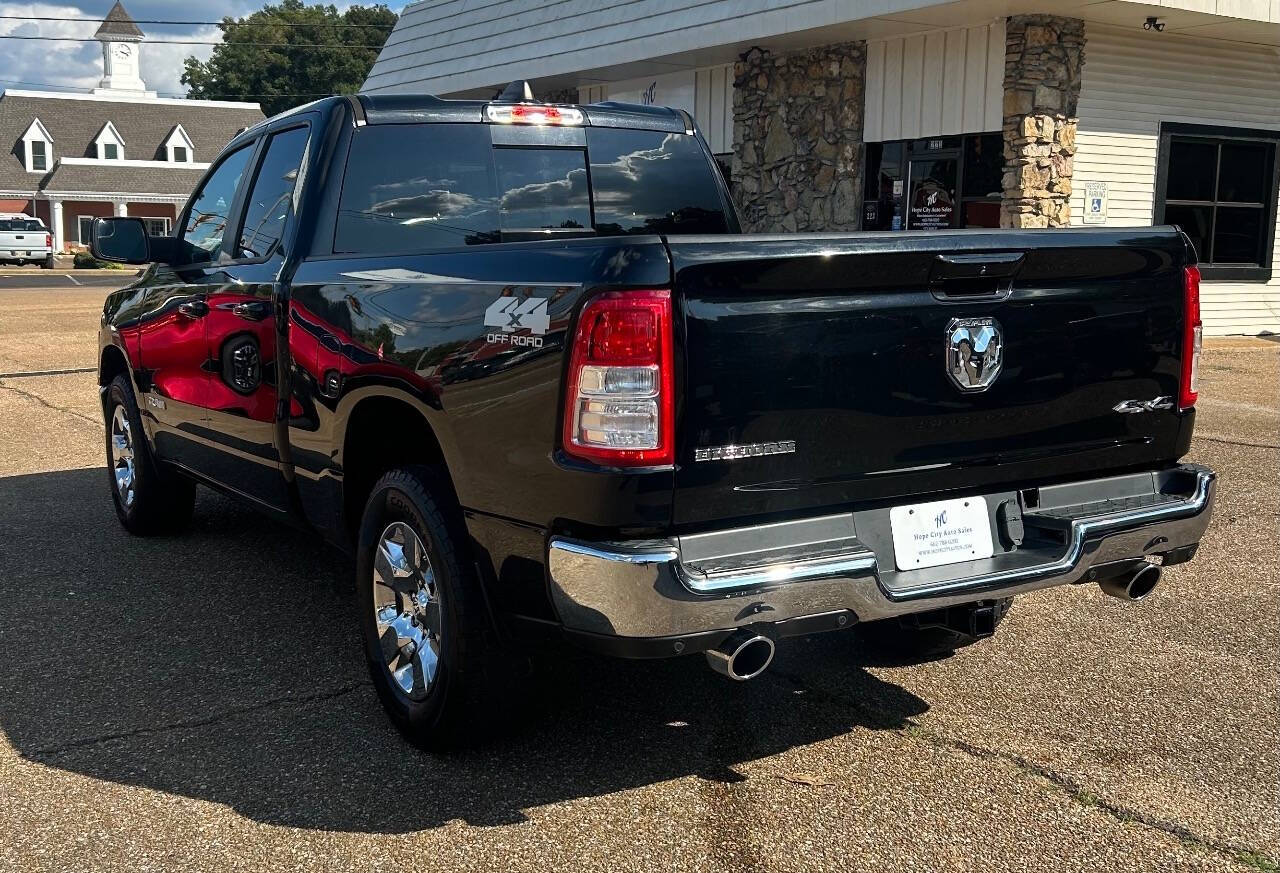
[1166, 140, 1217, 202]
[962, 133, 1003, 199]
[962, 200, 1001, 228]
[587, 128, 728, 235]
[1212, 206, 1264, 264]
[1164, 204, 1213, 263]
[336, 125, 500, 253]
[493, 147, 590, 233]
[238, 126, 309, 260]
[1217, 142, 1269, 203]
[863, 141, 905, 230]
[182, 143, 254, 263]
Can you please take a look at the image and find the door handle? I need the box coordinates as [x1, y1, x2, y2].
[177, 300, 209, 319]
[233, 300, 271, 322]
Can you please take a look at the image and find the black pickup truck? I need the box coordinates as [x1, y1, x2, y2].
[93, 88, 1216, 748]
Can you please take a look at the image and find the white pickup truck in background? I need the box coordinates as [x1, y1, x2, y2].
[0, 214, 54, 269]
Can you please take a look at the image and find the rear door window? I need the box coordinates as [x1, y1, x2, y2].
[237, 125, 310, 260]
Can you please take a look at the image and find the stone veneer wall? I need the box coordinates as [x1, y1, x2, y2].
[1001, 15, 1085, 228]
[731, 42, 866, 232]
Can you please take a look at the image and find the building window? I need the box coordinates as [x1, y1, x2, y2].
[143, 217, 171, 237]
[30, 140, 48, 172]
[1156, 123, 1279, 282]
[173, 146, 188, 163]
[863, 133, 1003, 231]
[77, 216, 94, 246]
[103, 143, 119, 160]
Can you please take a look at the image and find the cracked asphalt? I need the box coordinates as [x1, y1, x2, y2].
[0, 284, 1276, 872]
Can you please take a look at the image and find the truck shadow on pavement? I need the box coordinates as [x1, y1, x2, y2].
[0, 468, 930, 833]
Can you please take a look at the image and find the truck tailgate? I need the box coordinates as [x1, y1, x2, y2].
[667, 228, 1193, 527]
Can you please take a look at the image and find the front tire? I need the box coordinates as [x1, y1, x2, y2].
[105, 375, 196, 535]
[356, 466, 513, 749]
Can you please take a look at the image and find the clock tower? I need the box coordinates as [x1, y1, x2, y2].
[93, 1, 155, 98]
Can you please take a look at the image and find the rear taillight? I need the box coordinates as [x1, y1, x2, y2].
[1179, 265, 1201, 410]
[563, 289, 674, 467]
[45, 233, 51, 248]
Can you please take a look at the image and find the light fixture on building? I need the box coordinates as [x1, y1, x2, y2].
[1143, 16, 1166, 32]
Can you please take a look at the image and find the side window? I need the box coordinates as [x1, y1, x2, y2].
[336, 124, 500, 253]
[180, 143, 254, 264]
[237, 126, 310, 260]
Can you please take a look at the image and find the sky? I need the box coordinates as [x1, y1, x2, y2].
[0, 1, 409, 98]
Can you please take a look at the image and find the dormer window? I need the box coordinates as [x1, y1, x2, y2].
[94, 121, 126, 161]
[165, 124, 194, 163]
[21, 118, 53, 173]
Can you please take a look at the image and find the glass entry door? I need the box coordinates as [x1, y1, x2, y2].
[907, 157, 959, 230]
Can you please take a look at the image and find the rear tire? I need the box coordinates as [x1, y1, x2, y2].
[41, 255, 54, 270]
[104, 374, 196, 535]
[356, 466, 516, 750]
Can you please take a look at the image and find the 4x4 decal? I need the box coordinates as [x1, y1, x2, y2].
[484, 295, 550, 335]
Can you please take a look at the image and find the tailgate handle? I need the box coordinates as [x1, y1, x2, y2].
[929, 253, 1024, 299]
[932, 252, 1025, 279]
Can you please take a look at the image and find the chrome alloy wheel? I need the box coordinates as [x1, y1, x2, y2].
[109, 405, 136, 508]
[373, 521, 442, 701]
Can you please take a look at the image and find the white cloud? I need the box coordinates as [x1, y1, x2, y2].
[140, 25, 221, 95]
[0, 2, 222, 96]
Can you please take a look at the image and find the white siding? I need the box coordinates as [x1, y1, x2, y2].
[864, 20, 1004, 142]
[1072, 25, 1280, 336]
[363, 0, 966, 96]
[576, 64, 734, 153]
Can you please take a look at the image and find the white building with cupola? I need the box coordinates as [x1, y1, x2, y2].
[0, 1, 263, 252]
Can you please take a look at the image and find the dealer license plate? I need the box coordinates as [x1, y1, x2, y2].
[890, 496, 994, 570]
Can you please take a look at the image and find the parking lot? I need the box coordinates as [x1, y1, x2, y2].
[0, 279, 1276, 872]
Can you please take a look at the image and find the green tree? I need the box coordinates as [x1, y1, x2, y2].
[182, 0, 397, 116]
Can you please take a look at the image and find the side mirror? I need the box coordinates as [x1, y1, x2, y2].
[91, 217, 152, 264]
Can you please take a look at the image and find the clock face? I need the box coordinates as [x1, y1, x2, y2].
[114, 44, 132, 58]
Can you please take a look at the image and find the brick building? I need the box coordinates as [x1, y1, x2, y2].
[0, 2, 262, 252]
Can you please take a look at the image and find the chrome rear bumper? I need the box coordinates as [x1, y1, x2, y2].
[546, 465, 1216, 645]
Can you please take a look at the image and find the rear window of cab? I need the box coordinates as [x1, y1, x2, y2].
[334, 123, 730, 253]
[0, 220, 45, 232]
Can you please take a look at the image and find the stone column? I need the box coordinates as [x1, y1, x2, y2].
[1000, 15, 1085, 228]
[49, 199, 64, 252]
[113, 200, 128, 217]
[731, 41, 865, 233]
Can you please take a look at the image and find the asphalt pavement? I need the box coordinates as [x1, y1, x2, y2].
[0, 280, 1276, 872]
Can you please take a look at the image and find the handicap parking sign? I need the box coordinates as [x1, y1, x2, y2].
[1083, 181, 1107, 224]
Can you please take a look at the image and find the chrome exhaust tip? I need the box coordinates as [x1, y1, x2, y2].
[705, 631, 775, 681]
[1099, 562, 1162, 602]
